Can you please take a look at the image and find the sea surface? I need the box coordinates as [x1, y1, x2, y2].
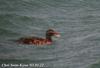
[0, 0, 100, 68]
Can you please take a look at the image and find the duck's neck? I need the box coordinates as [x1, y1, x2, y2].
[46, 35, 52, 42]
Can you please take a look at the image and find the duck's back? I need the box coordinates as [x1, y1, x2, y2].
[17, 37, 51, 45]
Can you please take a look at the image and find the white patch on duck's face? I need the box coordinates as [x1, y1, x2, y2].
[55, 34, 61, 38]
[52, 35, 60, 41]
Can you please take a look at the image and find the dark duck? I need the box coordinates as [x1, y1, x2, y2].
[16, 29, 60, 45]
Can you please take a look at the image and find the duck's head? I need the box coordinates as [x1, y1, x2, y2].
[46, 29, 60, 40]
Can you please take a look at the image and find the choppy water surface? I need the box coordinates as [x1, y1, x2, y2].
[0, 0, 100, 68]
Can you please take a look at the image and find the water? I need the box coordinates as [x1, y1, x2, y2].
[0, 0, 100, 68]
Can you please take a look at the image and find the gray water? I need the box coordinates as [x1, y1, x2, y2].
[0, 0, 100, 68]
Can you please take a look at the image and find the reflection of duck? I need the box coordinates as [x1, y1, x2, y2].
[16, 29, 60, 45]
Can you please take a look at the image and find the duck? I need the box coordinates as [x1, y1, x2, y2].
[16, 29, 60, 45]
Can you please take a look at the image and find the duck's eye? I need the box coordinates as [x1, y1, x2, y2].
[49, 32, 55, 34]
